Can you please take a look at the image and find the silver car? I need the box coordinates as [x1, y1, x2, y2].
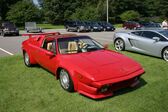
[113, 30, 168, 61]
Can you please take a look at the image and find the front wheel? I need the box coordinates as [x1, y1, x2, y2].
[162, 47, 168, 61]
[59, 69, 74, 92]
[114, 38, 125, 51]
[23, 51, 32, 67]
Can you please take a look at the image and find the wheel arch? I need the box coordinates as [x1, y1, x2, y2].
[161, 46, 168, 58]
[22, 48, 37, 65]
[56, 67, 78, 91]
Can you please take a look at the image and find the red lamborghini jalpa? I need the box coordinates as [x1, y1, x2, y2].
[22, 32, 145, 99]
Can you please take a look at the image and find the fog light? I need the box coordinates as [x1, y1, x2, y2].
[100, 85, 110, 93]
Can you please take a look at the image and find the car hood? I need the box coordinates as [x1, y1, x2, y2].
[61, 50, 142, 81]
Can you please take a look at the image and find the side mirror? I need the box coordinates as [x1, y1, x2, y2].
[103, 44, 109, 49]
[45, 51, 55, 58]
[153, 37, 160, 42]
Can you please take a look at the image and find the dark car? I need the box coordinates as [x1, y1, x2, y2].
[64, 20, 90, 32]
[123, 21, 141, 30]
[98, 21, 115, 31]
[0, 22, 19, 36]
[137, 22, 162, 30]
[84, 21, 103, 32]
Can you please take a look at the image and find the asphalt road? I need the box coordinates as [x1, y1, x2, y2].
[0, 28, 124, 57]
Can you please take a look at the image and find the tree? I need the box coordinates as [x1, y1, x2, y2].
[0, 0, 23, 21]
[6, 0, 41, 26]
[120, 10, 141, 21]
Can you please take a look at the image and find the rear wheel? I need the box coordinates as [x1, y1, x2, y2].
[162, 47, 168, 61]
[114, 38, 125, 51]
[23, 51, 32, 67]
[59, 69, 74, 92]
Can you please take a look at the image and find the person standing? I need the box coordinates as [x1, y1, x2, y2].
[162, 19, 168, 29]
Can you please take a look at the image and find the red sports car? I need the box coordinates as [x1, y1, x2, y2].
[22, 32, 145, 99]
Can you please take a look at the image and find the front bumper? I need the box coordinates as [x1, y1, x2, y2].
[4, 30, 19, 34]
[106, 27, 115, 31]
[77, 68, 144, 99]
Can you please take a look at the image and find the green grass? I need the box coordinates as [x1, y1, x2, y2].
[37, 24, 64, 29]
[0, 47, 168, 112]
[114, 24, 122, 28]
[19, 24, 64, 30]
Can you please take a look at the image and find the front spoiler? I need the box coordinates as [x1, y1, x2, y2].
[77, 68, 145, 99]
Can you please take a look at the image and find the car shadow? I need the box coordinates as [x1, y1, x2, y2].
[123, 50, 163, 60]
[30, 64, 147, 101]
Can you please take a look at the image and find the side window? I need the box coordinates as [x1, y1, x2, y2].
[141, 31, 166, 41]
[131, 31, 143, 36]
[141, 31, 156, 39]
[42, 39, 56, 53]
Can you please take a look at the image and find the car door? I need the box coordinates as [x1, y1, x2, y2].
[134, 31, 164, 56]
[36, 38, 59, 73]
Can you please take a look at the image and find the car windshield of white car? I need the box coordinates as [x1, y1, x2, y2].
[58, 36, 104, 54]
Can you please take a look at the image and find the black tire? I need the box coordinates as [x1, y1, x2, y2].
[59, 69, 74, 92]
[16, 33, 19, 36]
[23, 51, 32, 67]
[114, 38, 125, 51]
[162, 47, 168, 61]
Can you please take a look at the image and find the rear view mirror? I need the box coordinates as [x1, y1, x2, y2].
[153, 37, 160, 42]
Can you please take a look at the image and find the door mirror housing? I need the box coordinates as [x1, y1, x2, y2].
[153, 37, 160, 42]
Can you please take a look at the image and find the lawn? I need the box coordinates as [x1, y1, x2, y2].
[37, 24, 64, 29]
[0, 47, 168, 112]
[19, 24, 64, 30]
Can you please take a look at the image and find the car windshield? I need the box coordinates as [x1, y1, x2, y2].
[159, 30, 168, 38]
[91, 22, 100, 26]
[3, 22, 15, 28]
[76, 21, 85, 25]
[58, 36, 104, 54]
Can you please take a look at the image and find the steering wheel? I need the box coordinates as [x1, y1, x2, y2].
[81, 44, 96, 49]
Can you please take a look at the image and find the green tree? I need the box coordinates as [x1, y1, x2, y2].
[0, 0, 23, 21]
[120, 10, 141, 21]
[6, 0, 41, 25]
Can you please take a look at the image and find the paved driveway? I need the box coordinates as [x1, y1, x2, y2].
[0, 28, 124, 57]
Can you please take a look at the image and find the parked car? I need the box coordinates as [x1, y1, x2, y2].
[64, 20, 90, 32]
[0, 21, 19, 36]
[137, 22, 162, 30]
[25, 22, 42, 33]
[22, 32, 144, 99]
[123, 21, 141, 30]
[98, 21, 115, 31]
[84, 21, 103, 32]
[114, 30, 168, 61]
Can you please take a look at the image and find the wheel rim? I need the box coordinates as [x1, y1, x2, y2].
[115, 39, 124, 51]
[60, 70, 70, 89]
[24, 53, 30, 65]
[163, 48, 168, 61]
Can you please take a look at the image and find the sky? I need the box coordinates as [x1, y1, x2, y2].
[33, 0, 38, 5]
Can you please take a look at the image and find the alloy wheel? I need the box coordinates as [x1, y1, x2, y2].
[163, 48, 168, 61]
[114, 39, 125, 51]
